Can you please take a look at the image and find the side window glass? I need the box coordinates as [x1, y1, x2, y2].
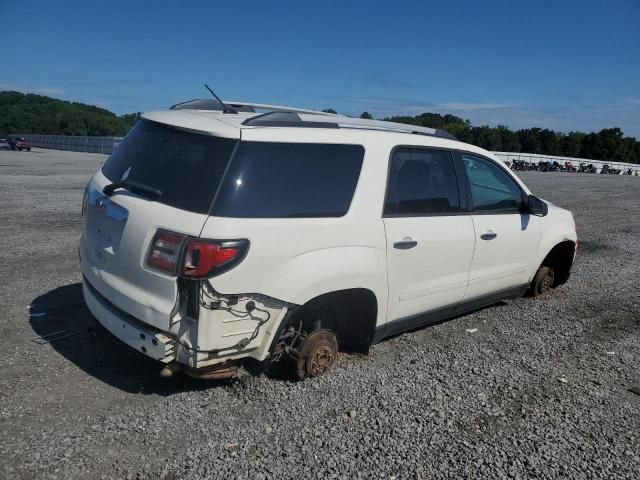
[462, 154, 523, 212]
[384, 149, 460, 215]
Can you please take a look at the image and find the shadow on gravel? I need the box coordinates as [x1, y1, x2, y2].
[578, 240, 613, 254]
[29, 283, 235, 395]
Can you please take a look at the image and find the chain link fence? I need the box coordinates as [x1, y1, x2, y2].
[12, 134, 123, 154]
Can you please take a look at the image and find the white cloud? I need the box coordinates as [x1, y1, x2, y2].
[331, 95, 640, 137]
[436, 102, 519, 111]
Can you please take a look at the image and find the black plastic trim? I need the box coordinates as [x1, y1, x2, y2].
[242, 111, 338, 128]
[372, 284, 528, 344]
[435, 128, 458, 140]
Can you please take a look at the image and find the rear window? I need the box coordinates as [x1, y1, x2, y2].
[211, 141, 364, 218]
[101, 120, 236, 214]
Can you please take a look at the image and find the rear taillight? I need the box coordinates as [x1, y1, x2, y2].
[182, 238, 248, 278]
[148, 230, 186, 275]
[147, 230, 248, 278]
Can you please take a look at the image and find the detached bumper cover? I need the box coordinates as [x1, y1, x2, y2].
[82, 277, 176, 363]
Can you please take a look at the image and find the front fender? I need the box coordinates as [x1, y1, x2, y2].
[529, 219, 577, 281]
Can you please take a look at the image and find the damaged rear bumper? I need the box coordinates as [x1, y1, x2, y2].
[82, 278, 176, 363]
[82, 276, 294, 372]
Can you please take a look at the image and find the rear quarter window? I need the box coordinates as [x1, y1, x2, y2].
[211, 141, 364, 218]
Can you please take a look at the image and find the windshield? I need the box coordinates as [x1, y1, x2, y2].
[101, 120, 237, 214]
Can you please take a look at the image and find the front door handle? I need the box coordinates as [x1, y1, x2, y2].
[480, 231, 498, 240]
[393, 237, 418, 250]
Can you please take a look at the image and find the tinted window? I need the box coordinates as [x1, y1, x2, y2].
[212, 142, 364, 218]
[384, 148, 460, 215]
[102, 120, 236, 214]
[462, 154, 523, 212]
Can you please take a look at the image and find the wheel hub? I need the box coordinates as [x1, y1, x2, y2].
[309, 345, 335, 376]
[541, 270, 555, 292]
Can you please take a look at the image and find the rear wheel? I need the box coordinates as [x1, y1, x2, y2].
[531, 266, 555, 297]
[292, 329, 338, 380]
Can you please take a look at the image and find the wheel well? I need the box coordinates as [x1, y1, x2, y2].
[541, 240, 575, 286]
[287, 289, 378, 354]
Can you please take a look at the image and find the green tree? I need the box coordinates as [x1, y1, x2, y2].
[359, 111, 373, 119]
[559, 132, 585, 158]
[0, 91, 137, 136]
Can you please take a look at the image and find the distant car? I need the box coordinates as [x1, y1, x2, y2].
[8, 136, 31, 151]
[0, 138, 11, 151]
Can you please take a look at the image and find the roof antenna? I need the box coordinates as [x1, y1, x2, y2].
[204, 83, 238, 114]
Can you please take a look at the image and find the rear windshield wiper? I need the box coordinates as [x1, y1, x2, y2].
[103, 180, 162, 200]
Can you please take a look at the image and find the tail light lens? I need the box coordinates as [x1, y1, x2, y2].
[147, 230, 248, 278]
[148, 230, 186, 274]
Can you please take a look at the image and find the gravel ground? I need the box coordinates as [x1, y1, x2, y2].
[1, 148, 639, 479]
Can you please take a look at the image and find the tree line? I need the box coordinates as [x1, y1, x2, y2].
[0, 91, 139, 137]
[1, 91, 637, 163]
[372, 111, 639, 164]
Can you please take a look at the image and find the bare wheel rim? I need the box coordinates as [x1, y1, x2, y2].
[308, 345, 335, 376]
[541, 269, 555, 293]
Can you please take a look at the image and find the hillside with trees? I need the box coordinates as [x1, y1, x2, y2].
[380, 112, 640, 164]
[1, 91, 638, 163]
[0, 91, 138, 137]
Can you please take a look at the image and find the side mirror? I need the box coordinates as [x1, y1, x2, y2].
[527, 194, 548, 217]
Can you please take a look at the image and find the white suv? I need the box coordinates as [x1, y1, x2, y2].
[80, 100, 577, 380]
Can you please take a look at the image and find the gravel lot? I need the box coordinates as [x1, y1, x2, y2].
[1, 148, 639, 479]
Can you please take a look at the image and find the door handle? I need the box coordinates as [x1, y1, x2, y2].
[393, 237, 418, 250]
[480, 231, 498, 240]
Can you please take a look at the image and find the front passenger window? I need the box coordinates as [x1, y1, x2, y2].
[462, 155, 523, 213]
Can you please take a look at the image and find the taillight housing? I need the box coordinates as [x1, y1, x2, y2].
[147, 229, 249, 278]
[148, 230, 186, 275]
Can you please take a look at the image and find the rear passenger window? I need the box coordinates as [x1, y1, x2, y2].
[212, 141, 364, 218]
[462, 154, 523, 212]
[384, 148, 460, 215]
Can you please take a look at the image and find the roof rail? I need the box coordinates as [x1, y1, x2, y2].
[170, 99, 335, 116]
[170, 99, 457, 140]
[170, 99, 257, 112]
[242, 111, 457, 140]
[224, 101, 336, 116]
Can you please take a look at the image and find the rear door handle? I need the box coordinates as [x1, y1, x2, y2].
[480, 231, 498, 240]
[393, 237, 418, 250]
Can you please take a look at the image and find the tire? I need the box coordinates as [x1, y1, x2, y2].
[531, 266, 555, 298]
[293, 329, 338, 380]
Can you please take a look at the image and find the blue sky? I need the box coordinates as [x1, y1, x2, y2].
[1, 0, 639, 136]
